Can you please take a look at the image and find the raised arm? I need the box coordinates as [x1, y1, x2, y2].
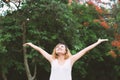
[68, 0, 72, 5]
[71, 39, 108, 65]
[23, 43, 53, 62]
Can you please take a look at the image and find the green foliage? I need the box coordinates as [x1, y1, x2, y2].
[0, 0, 118, 80]
[111, 4, 120, 34]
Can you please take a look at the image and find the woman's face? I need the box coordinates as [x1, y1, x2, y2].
[55, 44, 66, 55]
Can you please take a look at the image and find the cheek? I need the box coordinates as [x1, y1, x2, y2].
[64, 49, 67, 53]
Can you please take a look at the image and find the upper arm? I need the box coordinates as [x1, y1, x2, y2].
[41, 52, 53, 62]
[71, 50, 88, 65]
[37, 49, 53, 62]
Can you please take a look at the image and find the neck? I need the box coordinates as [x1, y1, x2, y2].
[57, 55, 65, 60]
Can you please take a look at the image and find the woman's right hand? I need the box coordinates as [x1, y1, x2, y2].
[23, 42, 32, 47]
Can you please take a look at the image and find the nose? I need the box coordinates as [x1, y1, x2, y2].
[57, 46, 63, 50]
[58, 47, 62, 50]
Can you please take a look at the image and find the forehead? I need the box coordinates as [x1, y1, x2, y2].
[56, 44, 66, 47]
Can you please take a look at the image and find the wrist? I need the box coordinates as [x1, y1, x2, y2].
[96, 41, 101, 44]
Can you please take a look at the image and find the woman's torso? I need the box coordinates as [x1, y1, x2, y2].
[50, 58, 72, 80]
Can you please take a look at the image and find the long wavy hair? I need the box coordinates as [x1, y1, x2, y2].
[52, 43, 72, 59]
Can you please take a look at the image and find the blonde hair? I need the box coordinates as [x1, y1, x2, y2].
[52, 43, 72, 59]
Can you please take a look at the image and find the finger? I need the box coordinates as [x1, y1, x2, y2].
[23, 44, 27, 47]
[103, 39, 108, 41]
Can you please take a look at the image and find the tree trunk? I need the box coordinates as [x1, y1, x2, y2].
[22, 22, 37, 80]
[2, 72, 7, 80]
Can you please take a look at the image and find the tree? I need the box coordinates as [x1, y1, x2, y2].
[0, 0, 118, 80]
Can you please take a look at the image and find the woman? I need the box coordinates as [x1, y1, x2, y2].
[23, 39, 108, 80]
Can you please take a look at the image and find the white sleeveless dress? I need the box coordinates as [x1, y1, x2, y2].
[50, 59, 72, 80]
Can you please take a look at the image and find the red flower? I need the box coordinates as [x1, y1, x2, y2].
[115, 34, 120, 40]
[113, 23, 118, 29]
[111, 40, 120, 47]
[109, 50, 117, 58]
[87, 1, 95, 6]
[99, 16, 104, 21]
[95, 6, 103, 14]
[100, 21, 110, 29]
[83, 22, 89, 26]
[93, 19, 100, 23]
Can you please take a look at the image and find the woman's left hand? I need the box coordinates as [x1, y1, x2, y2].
[97, 39, 109, 43]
